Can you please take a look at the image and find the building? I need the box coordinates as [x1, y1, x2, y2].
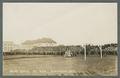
[21, 38, 57, 50]
[3, 41, 18, 52]
[3, 38, 57, 51]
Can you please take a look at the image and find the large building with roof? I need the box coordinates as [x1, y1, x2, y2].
[3, 41, 18, 52]
[3, 38, 57, 52]
[21, 38, 57, 50]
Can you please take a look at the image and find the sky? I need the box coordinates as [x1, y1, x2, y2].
[3, 3, 117, 45]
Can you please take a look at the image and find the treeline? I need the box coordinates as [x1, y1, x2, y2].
[3, 43, 117, 56]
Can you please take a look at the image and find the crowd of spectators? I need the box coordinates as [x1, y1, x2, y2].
[3, 43, 117, 56]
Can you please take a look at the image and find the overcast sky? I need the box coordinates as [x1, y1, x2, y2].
[3, 3, 117, 45]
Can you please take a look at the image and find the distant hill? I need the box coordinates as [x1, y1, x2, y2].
[22, 38, 57, 45]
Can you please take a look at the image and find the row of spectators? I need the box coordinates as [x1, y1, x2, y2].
[3, 43, 117, 56]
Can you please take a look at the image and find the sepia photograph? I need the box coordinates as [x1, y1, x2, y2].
[3, 3, 117, 76]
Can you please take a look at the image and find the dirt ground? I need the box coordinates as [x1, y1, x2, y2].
[3, 55, 117, 76]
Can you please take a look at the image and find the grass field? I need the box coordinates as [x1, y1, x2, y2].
[3, 55, 117, 76]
